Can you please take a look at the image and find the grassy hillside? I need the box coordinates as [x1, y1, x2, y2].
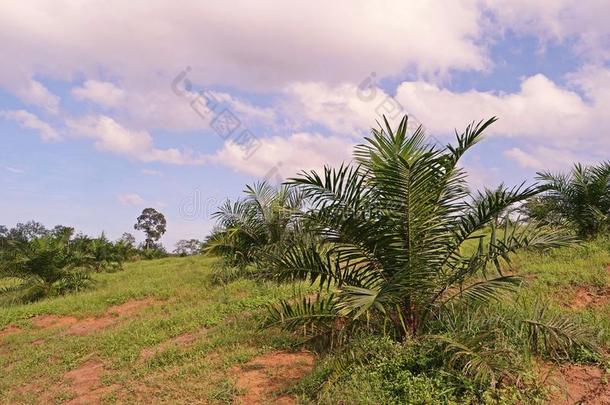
[1, 238, 610, 404]
[0, 256, 314, 404]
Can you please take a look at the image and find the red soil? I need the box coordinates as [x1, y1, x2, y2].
[31, 298, 155, 336]
[542, 363, 610, 404]
[0, 325, 21, 340]
[232, 351, 315, 404]
[568, 285, 610, 309]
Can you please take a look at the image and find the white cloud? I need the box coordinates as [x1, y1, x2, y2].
[71, 80, 125, 107]
[12, 79, 60, 114]
[1, 109, 61, 141]
[284, 80, 444, 138]
[66, 115, 208, 164]
[117, 193, 144, 206]
[392, 70, 610, 169]
[0, 0, 487, 96]
[503, 147, 588, 171]
[210, 132, 354, 179]
[394, 74, 590, 142]
[284, 82, 386, 135]
[210, 91, 276, 124]
[281, 69, 610, 173]
[483, 0, 610, 61]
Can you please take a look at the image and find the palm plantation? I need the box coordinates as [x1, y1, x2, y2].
[533, 162, 610, 238]
[0, 230, 91, 303]
[1, 116, 608, 402]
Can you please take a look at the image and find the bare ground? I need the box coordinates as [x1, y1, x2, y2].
[231, 351, 315, 404]
[542, 363, 610, 404]
[31, 298, 156, 336]
[568, 285, 610, 309]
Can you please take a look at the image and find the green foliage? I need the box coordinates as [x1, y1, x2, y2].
[174, 239, 203, 256]
[256, 115, 599, 403]
[534, 161, 610, 238]
[139, 244, 169, 260]
[209, 260, 258, 285]
[296, 335, 546, 404]
[267, 115, 573, 343]
[205, 181, 304, 268]
[0, 232, 92, 303]
[134, 208, 167, 249]
[71, 232, 127, 272]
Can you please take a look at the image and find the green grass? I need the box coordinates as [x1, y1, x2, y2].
[1, 239, 610, 404]
[0, 256, 312, 404]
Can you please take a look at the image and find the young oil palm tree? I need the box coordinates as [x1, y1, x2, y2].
[205, 181, 305, 267]
[536, 162, 610, 238]
[266, 116, 575, 345]
[0, 230, 92, 303]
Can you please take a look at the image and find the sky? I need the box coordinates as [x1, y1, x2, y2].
[1, 0, 610, 249]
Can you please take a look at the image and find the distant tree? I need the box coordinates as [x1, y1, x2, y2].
[0, 225, 8, 249]
[119, 232, 136, 248]
[51, 225, 75, 239]
[134, 208, 167, 249]
[174, 239, 202, 256]
[7, 221, 49, 242]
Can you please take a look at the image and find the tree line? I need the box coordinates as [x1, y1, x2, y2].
[0, 208, 203, 304]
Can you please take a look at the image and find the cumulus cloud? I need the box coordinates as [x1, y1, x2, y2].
[284, 79, 431, 137]
[392, 70, 610, 169]
[3, 0, 610, 179]
[66, 115, 208, 165]
[117, 193, 144, 205]
[210, 132, 354, 178]
[280, 68, 610, 172]
[71, 80, 125, 107]
[483, 0, 610, 61]
[503, 147, 588, 171]
[0, 0, 487, 95]
[394, 74, 589, 141]
[1, 109, 61, 141]
[12, 79, 60, 114]
[284, 82, 384, 135]
[209, 91, 276, 125]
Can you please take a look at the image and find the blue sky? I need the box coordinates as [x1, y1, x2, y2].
[1, 1, 609, 248]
